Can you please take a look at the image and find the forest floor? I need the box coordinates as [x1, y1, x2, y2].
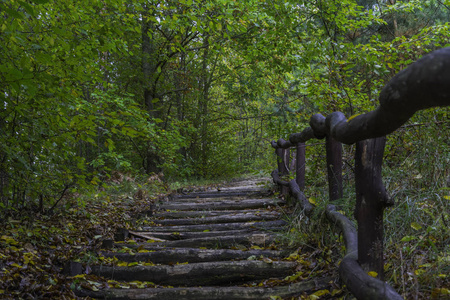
[0, 174, 448, 299]
[0, 176, 344, 299]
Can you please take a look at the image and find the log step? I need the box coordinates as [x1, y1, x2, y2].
[173, 190, 268, 199]
[101, 248, 287, 264]
[129, 228, 266, 240]
[115, 232, 276, 249]
[155, 209, 278, 218]
[91, 260, 297, 286]
[152, 212, 280, 225]
[159, 198, 284, 211]
[72, 179, 331, 299]
[140, 220, 288, 232]
[75, 277, 333, 300]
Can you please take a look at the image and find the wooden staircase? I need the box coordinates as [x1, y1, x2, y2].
[73, 179, 332, 299]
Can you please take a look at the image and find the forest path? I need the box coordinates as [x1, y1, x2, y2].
[74, 178, 332, 299]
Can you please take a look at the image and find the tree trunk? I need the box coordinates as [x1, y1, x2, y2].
[141, 6, 160, 174]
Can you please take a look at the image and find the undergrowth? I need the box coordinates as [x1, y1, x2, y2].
[279, 117, 449, 299]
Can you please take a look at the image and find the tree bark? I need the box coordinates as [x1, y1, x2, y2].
[141, 5, 160, 174]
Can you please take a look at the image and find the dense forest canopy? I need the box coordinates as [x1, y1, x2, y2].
[1, 0, 449, 214]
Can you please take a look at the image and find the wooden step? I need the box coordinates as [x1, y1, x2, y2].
[90, 260, 297, 286]
[75, 277, 333, 300]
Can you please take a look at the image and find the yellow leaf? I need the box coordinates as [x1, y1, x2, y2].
[1, 235, 18, 245]
[286, 252, 299, 260]
[308, 197, 316, 205]
[415, 269, 425, 276]
[368, 271, 378, 277]
[250, 245, 263, 250]
[331, 288, 342, 296]
[431, 288, 450, 298]
[311, 289, 330, 297]
[117, 262, 128, 267]
[284, 271, 303, 281]
[443, 195, 450, 200]
[410, 222, 422, 231]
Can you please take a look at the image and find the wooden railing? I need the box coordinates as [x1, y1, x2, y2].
[270, 47, 450, 299]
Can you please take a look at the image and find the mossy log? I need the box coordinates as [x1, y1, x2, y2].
[158, 198, 284, 211]
[152, 212, 280, 225]
[91, 260, 297, 286]
[154, 209, 271, 219]
[114, 232, 275, 249]
[129, 228, 265, 240]
[75, 277, 333, 300]
[140, 220, 288, 232]
[101, 248, 286, 264]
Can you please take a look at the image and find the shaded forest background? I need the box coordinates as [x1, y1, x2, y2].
[0, 0, 449, 218]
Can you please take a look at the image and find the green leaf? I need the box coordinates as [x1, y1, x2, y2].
[19, 1, 35, 16]
[401, 236, 417, 242]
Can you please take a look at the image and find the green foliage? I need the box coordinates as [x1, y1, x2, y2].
[1, 0, 449, 218]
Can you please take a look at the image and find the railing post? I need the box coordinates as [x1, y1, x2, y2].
[281, 148, 290, 196]
[276, 148, 283, 174]
[354, 136, 389, 280]
[296, 142, 306, 191]
[326, 136, 343, 201]
[275, 148, 289, 196]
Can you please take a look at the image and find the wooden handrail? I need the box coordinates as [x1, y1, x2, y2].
[270, 47, 450, 299]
